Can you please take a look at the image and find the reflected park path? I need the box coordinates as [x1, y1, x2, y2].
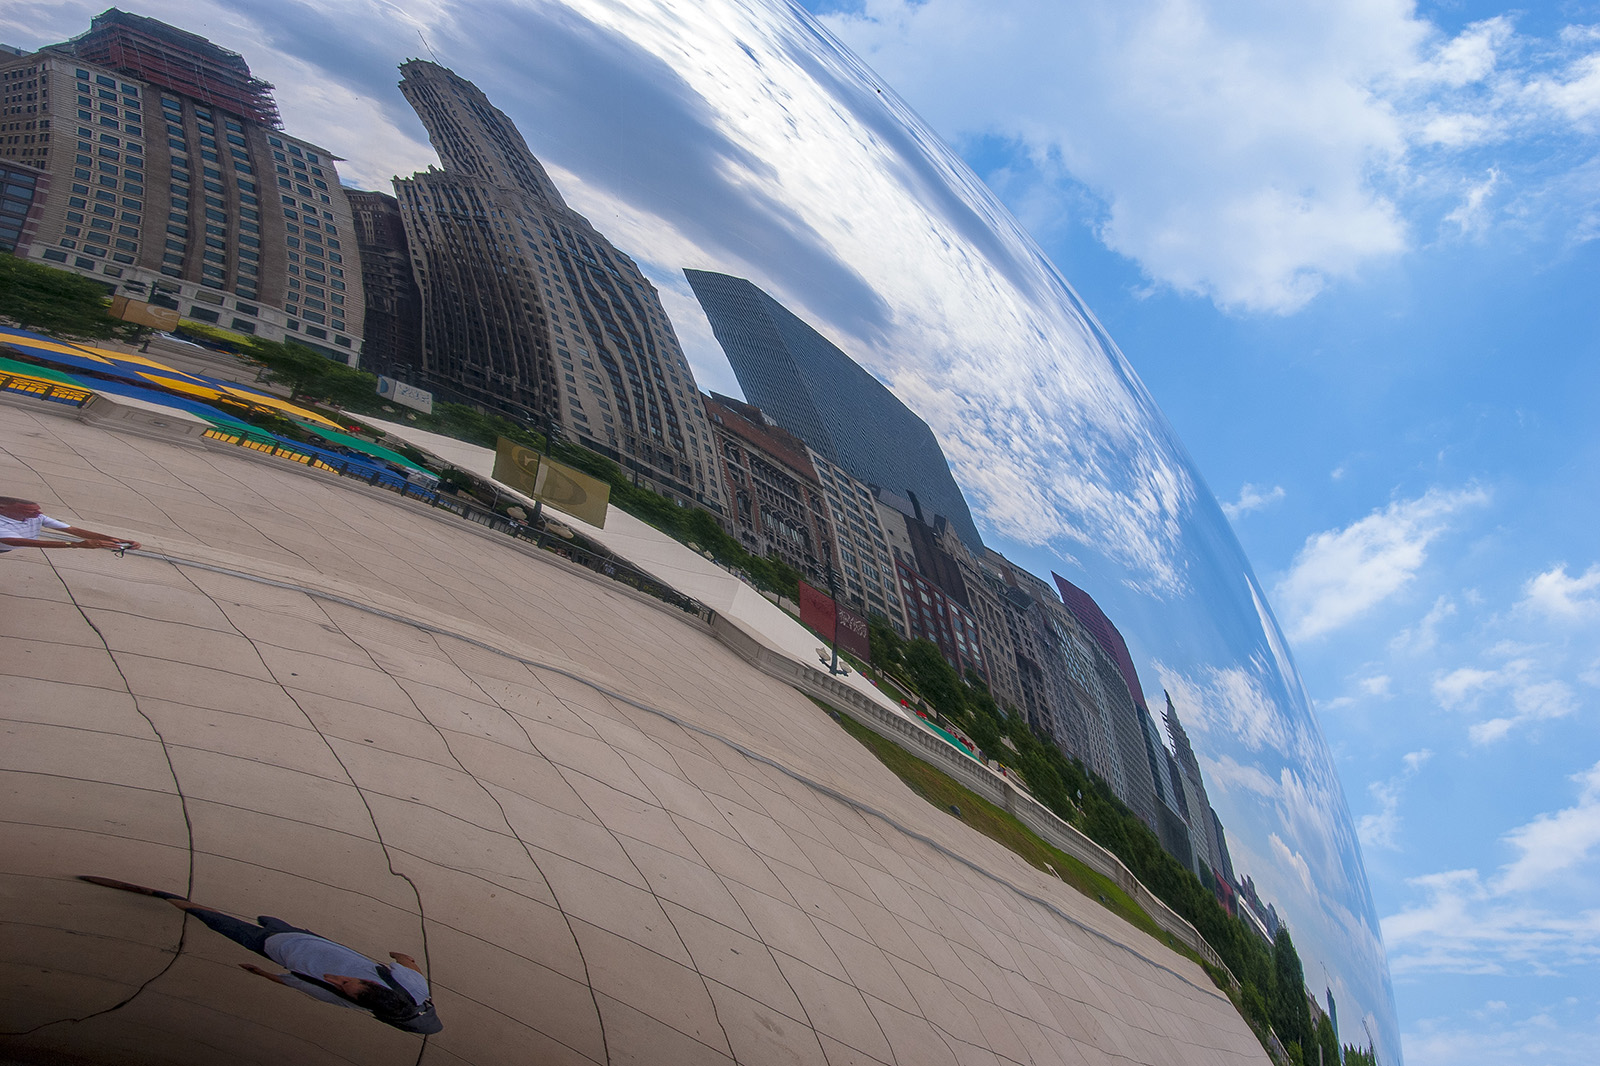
[0, 402, 1268, 1066]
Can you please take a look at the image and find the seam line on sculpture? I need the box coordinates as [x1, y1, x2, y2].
[554, 751, 724, 1062]
[147, 558, 434, 1057]
[0, 563, 199, 1037]
[138, 550, 1230, 1004]
[733, 806, 901, 1063]
[412, 640, 614, 1066]
[192, 574, 439, 1062]
[348, 622, 612, 1066]
[603, 728, 844, 1063]
[666, 805, 839, 1063]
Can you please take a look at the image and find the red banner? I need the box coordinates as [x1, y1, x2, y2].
[798, 580, 872, 661]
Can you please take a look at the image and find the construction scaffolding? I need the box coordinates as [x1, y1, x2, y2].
[67, 8, 281, 127]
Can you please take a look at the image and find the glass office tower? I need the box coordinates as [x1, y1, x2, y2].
[686, 268, 983, 552]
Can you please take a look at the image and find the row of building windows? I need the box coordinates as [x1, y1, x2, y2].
[9, 59, 360, 356]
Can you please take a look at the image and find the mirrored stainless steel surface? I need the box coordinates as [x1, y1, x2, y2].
[0, 1, 1398, 1061]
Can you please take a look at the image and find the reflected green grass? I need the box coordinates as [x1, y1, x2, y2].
[817, 698, 1202, 966]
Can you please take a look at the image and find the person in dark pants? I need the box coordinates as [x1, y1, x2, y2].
[80, 877, 441, 1034]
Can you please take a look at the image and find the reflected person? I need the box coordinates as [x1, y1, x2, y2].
[80, 877, 441, 1034]
[0, 497, 140, 554]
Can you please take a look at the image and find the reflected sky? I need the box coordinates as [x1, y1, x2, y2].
[3, 0, 1399, 1056]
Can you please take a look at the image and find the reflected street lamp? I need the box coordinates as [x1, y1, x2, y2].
[826, 563, 845, 676]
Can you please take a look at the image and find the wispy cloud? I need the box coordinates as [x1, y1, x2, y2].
[1359, 674, 1392, 697]
[1442, 167, 1501, 236]
[825, 4, 1600, 314]
[1405, 1002, 1600, 1066]
[1390, 595, 1457, 655]
[1384, 761, 1600, 977]
[1275, 486, 1488, 642]
[1520, 563, 1600, 621]
[1431, 656, 1579, 744]
[1221, 482, 1285, 521]
[1497, 761, 1600, 893]
[1359, 748, 1431, 851]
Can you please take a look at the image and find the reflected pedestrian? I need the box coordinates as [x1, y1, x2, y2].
[0, 497, 139, 554]
[79, 877, 440, 1034]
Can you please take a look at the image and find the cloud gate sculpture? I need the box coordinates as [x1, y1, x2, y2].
[0, 1, 1397, 1063]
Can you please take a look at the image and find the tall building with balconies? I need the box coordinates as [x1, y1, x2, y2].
[809, 450, 908, 628]
[0, 9, 365, 360]
[685, 268, 983, 552]
[392, 61, 723, 513]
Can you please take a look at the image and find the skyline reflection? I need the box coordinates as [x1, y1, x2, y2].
[1, 0, 1399, 1060]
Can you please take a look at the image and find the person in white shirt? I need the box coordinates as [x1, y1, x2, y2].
[79, 877, 441, 1034]
[0, 496, 140, 554]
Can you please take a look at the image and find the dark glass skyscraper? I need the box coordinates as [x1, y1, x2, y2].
[685, 268, 982, 551]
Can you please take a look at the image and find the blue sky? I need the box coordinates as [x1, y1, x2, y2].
[811, 1, 1600, 1062]
[7, 1, 1597, 1061]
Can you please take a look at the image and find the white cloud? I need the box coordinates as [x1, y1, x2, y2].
[1358, 748, 1431, 851]
[1408, 17, 1510, 89]
[1390, 595, 1457, 655]
[1405, 1005, 1600, 1066]
[1521, 563, 1600, 621]
[1158, 657, 1289, 755]
[1527, 45, 1600, 128]
[1384, 763, 1600, 977]
[1442, 167, 1501, 236]
[1221, 482, 1285, 520]
[1270, 831, 1316, 897]
[824, 4, 1600, 315]
[1203, 753, 1279, 797]
[1274, 486, 1488, 642]
[825, 0, 1422, 313]
[1431, 656, 1578, 743]
[1432, 662, 1516, 708]
[1496, 761, 1600, 894]
[1359, 674, 1392, 697]
[1384, 866, 1600, 977]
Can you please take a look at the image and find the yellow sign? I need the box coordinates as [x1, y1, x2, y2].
[492, 437, 610, 528]
[109, 296, 181, 330]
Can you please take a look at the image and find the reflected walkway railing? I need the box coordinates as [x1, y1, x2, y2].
[1, 369, 95, 407]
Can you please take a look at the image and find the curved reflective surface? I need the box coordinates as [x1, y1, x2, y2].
[1, 1, 1396, 1062]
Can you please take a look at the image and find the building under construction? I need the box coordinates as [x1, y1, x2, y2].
[63, 7, 281, 128]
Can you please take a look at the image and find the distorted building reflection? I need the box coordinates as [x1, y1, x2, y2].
[686, 268, 983, 552]
[393, 61, 725, 513]
[0, 1, 1399, 1060]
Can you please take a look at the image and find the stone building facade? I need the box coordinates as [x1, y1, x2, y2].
[807, 450, 908, 629]
[393, 61, 723, 513]
[0, 10, 365, 361]
[702, 393, 830, 584]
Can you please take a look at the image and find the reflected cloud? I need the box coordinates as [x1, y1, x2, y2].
[0, 0, 1399, 1058]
